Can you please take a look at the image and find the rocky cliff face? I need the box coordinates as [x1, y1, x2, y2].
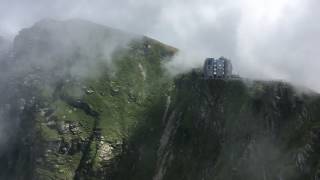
[150, 74, 320, 180]
[0, 20, 319, 180]
[109, 72, 320, 180]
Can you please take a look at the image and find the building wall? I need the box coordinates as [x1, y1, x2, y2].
[203, 57, 232, 79]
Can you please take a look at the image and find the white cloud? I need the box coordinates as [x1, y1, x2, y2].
[0, 0, 320, 91]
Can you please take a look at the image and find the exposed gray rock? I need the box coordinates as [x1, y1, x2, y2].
[57, 121, 69, 134]
[111, 88, 120, 96]
[69, 122, 80, 135]
[85, 89, 95, 95]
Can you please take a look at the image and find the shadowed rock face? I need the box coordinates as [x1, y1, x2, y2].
[110, 71, 320, 180]
[0, 19, 320, 180]
[146, 74, 320, 180]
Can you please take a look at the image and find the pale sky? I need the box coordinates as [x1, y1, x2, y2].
[1, 0, 320, 91]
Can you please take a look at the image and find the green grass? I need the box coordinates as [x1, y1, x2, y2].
[27, 36, 176, 179]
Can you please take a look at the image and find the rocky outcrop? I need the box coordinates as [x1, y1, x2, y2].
[108, 72, 320, 180]
[0, 19, 320, 180]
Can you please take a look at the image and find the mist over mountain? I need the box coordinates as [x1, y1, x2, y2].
[0, 19, 319, 180]
[0, 36, 10, 58]
[2, 0, 320, 92]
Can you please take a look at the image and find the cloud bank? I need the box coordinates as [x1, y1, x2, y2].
[1, 0, 320, 91]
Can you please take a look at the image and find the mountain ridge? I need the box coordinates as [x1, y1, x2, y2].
[0, 19, 319, 180]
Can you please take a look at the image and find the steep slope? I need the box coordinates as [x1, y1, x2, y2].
[0, 19, 320, 180]
[113, 72, 320, 180]
[0, 19, 176, 180]
[171, 73, 320, 180]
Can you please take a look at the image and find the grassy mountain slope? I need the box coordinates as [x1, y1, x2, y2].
[0, 19, 320, 180]
[0, 19, 176, 180]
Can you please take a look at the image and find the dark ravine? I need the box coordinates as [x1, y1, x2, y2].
[0, 19, 320, 180]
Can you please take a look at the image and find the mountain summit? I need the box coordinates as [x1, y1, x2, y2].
[0, 19, 319, 180]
